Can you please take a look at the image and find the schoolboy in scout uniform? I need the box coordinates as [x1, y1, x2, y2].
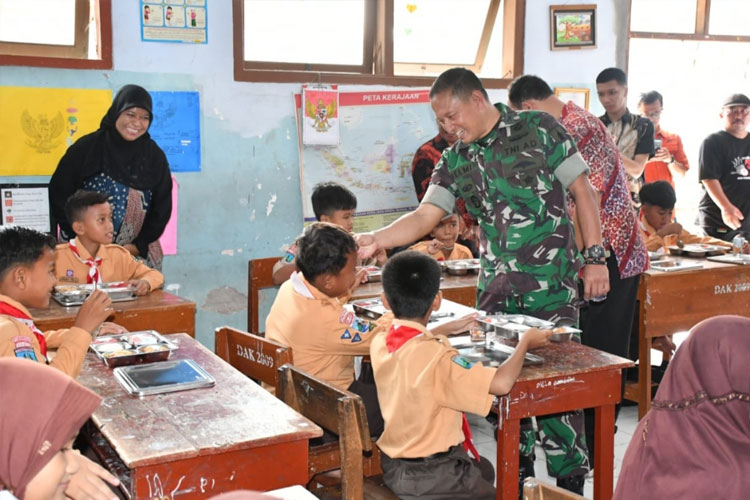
[371, 251, 552, 499]
[266, 222, 384, 435]
[357, 67, 608, 493]
[54, 190, 164, 295]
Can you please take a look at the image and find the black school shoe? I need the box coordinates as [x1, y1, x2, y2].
[556, 474, 586, 495]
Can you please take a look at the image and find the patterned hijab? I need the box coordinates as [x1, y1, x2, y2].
[0, 359, 101, 499]
[614, 315, 750, 499]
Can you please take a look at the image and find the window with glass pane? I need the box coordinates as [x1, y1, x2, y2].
[708, 0, 750, 36]
[0, 0, 76, 45]
[630, 0, 696, 34]
[0, 0, 110, 68]
[393, 0, 504, 78]
[243, 0, 365, 66]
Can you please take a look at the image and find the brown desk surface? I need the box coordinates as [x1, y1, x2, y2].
[628, 255, 750, 418]
[29, 290, 196, 337]
[78, 334, 322, 468]
[353, 273, 478, 307]
[496, 340, 633, 500]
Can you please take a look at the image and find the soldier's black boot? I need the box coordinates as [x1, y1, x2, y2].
[556, 473, 586, 495]
[518, 455, 535, 499]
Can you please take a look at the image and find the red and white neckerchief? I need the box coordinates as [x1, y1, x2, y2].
[68, 239, 102, 284]
[386, 323, 481, 462]
[0, 301, 47, 358]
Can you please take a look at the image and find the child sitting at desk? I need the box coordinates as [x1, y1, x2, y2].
[54, 190, 164, 295]
[408, 212, 473, 261]
[272, 182, 386, 285]
[266, 222, 385, 435]
[639, 181, 735, 252]
[370, 251, 552, 500]
[0, 226, 114, 378]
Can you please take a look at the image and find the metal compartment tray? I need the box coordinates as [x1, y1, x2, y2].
[90, 330, 177, 368]
[707, 254, 750, 266]
[650, 259, 704, 272]
[52, 282, 137, 306]
[667, 244, 727, 257]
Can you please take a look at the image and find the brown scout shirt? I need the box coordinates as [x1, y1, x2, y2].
[370, 318, 496, 458]
[408, 241, 474, 261]
[54, 237, 164, 291]
[0, 294, 91, 377]
[265, 272, 376, 390]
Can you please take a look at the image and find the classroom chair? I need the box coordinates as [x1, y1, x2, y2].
[214, 326, 292, 393]
[277, 364, 397, 500]
[247, 257, 280, 334]
[523, 477, 586, 500]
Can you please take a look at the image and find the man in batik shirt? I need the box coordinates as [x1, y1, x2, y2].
[357, 68, 609, 496]
[509, 75, 649, 485]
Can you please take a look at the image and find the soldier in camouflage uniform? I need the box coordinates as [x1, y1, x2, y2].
[357, 68, 609, 496]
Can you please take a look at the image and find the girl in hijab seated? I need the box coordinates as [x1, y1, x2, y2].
[614, 315, 750, 500]
[0, 358, 101, 500]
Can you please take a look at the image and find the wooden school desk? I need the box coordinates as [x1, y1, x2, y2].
[494, 340, 632, 500]
[352, 272, 478, 307]
[29, 290, 196, 337]
[77, 334, 322, 500]
[624, 256, 750, 418]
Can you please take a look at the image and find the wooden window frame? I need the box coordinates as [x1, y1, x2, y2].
[233, 0, 525, 89]
[0, 0, 112, 69]
[629, 0, 750, 43]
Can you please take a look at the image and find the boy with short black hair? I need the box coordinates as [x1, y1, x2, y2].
[0, 226, 113, 377]
[272, 182, 385, 284]
[371, 251, 552, 500]
[408, 212, 473, 261]
[54, 190, 163, 295]
[639, 181, 733, 252]
[266, 222, 384, 435]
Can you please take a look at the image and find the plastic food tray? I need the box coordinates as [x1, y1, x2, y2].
[90, 330, 177, 368]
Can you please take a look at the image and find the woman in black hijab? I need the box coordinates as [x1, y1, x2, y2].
[49, 84, 172, 270]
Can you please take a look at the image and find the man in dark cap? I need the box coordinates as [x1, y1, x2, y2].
[698, 93, 750, 241]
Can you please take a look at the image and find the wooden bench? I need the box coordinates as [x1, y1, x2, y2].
[523, 478, 586, 499]
[277, 364, 397, 500]
[247, 257, 280, 334]
[215, 326, 292, 392]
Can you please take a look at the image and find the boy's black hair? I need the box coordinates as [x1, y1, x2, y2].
[430, 67, 489, 102]
[596, 67, 627, 86]
[0, 226, 57, 280]
[507, 75, 554, 109]
[295, 222, 357, 282]
[65, 190, 110, 224]
[382, 251, 441, 320]
[639, 181, 676, 210]
[639, 90, 664, 107]
[311, 182, 357, 220]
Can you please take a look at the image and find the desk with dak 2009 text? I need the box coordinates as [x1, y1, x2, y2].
[77, 333, 323, 499]
[29, 290, 196, 337]
[494, 339, 632, 500]
[624, 255, 750, 418]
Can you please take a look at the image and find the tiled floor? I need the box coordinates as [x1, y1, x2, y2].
[469, 404, 639, 499]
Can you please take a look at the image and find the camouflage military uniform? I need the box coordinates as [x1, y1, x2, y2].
[423, 103, 590, 478]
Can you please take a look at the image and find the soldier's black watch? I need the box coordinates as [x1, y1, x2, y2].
[583, 244, 606, 264]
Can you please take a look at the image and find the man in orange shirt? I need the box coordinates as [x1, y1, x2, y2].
[638, 91, 689, 188]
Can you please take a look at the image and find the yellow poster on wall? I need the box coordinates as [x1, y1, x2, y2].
[0, 87, 112, 175]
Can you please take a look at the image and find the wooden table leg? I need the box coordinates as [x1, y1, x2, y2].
[638, 318, 652, 420]
[593, 403, 615, 500]
[497, 416, 520, 500]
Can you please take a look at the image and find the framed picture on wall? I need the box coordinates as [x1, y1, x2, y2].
[550, 4, 596, 50]
[554, 87, 590, 110]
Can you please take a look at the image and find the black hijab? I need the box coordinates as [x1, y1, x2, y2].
[99, 84, 161, 190]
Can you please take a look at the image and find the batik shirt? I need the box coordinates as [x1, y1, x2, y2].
[600, 109, 655, 209]
[561, 101, 648, 279]
[423, 103, 589, 299]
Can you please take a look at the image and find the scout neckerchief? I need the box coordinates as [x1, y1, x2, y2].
[68, 239, 102, 284]
[0, 301, 47, 357]
[386, 323, 481, 462]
